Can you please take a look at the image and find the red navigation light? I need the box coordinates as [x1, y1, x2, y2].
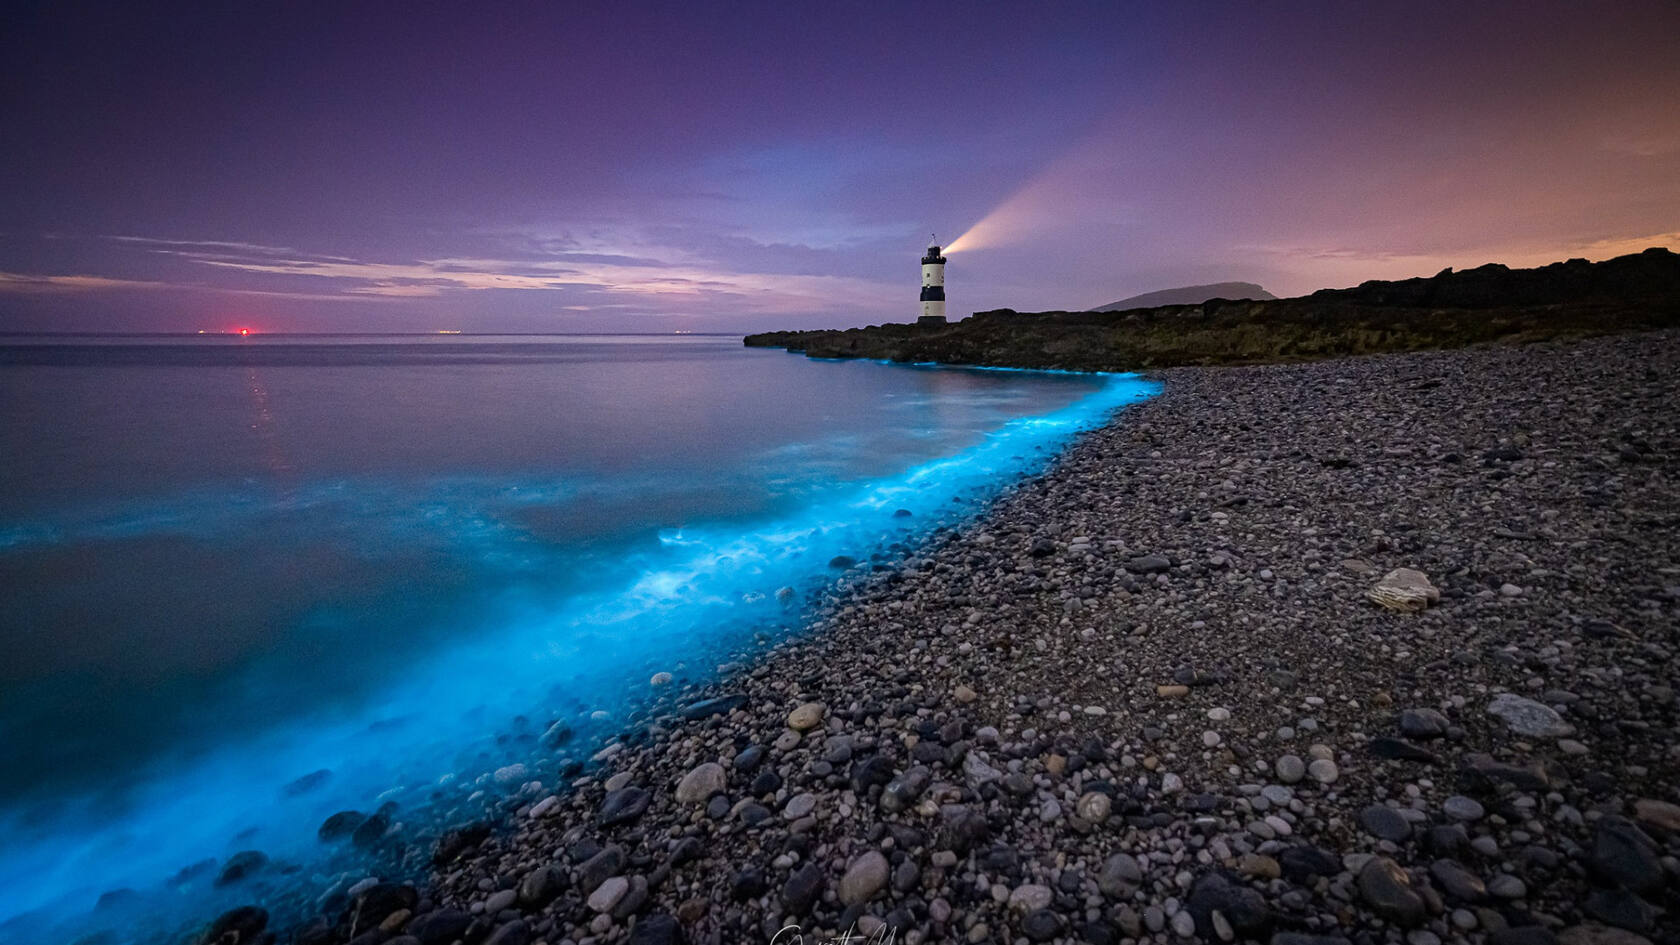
[239, 328, 251, 336]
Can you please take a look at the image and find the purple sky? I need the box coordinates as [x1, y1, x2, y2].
[2, 1, 1676, 333]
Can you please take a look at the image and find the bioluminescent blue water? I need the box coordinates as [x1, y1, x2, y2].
[0, 334, 1156, 943]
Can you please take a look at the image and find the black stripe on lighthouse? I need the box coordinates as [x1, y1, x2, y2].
[920, 285, 945, 302]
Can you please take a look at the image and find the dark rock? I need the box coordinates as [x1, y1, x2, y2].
[1426, 824, 1470, 856]
[599, 786, 652, 826]
[892, 858, 920, 892]
[200, 905, 267, 944]
[733, 744, 765, 771]
[669, 837, 703, 867]
[96, 888, 140, 911]
[214, 851, 268, 886]
[680, 694, 747, 720]
[629, 914, 685, 945]
[518, 864, 566, 906]
[1356, 857, 1426, 927]
[1428, 859, 1488, 902]
[1399, 708, 1450, 739]
[408, 909, 473, 945]
[1172, 665, 1222, 687]
[433, 821, 492, 866]
[1460, 753, 1551, 791]
[1359, 805, 1413, 842]
[829, 555, 857, 569]
[939, 805, 990, 854]
[1079, 920, 1120, 945]
[1583, 888, 1659, 933]
[1125, 554, 1171, 574]
[350, 809, 391, 848]
[580, 845, 626, 894]
[749, 769, 782, 796]
[1368, 736, 1440, 763]
[782, 862, 824, 915]
[1030, 538, 1057, 558]
[1098, 853, 1143, 896]
[317, 810, 366, 843]
[910, 740, 946, 764]
[1397, 706, 1451, 736]
[1489, 929, 1558, 945]
[282, 769, 331, 797]
[1588, 817, 1663, 894]
[1270, 936, 1353, 945]
[612, 875, 651, 920]
[980, 846, 1019, 875]
[347, 883, 417, 925]
[731, 868, 768, 900]
[1186, 871, 1274, 938]
[1021, 909, 1064, 941]
[850, 754, 896, 793]
[1278, 844, 1341, 881]
[483, 919, 530, 945]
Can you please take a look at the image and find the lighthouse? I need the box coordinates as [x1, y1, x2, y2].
[918, 237, 947, 325]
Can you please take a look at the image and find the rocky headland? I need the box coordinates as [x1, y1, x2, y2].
[206, 329, 1680, 945]
[744, 248, 1680, 371]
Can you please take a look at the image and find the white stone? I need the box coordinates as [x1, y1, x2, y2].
[1368, 568, 1440, 612]
[787, 702, 826, 731]
[675, 762, 726, 805]
[587, 876, 629, 913]
[1488, 692, 1574, 738]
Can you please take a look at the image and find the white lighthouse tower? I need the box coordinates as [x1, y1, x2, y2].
[918, 237, 947, 325]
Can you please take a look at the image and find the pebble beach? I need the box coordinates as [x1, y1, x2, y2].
[249, 329, 1679, 945]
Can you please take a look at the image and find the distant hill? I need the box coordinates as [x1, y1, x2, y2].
[746, 247, 1680, 371]
[1094, 282, 1275, 311]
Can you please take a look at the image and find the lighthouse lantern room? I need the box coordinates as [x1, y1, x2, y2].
[918, 237, 947, 325]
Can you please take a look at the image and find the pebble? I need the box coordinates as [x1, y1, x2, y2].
[786, 702, 826, 731]
[1308, 758, 1339, 784]
[1487, 693, 1574, 738]
[587, 876, 628, 913]
[1443, 795, 1485, 822]
[674, 762, 726, 805]
[838, 850, 888, 905]
[1275, 755, 1306, 783]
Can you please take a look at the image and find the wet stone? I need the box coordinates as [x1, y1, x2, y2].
[1357, 857, 1426, 927]
[1443, 795, 1486, 822]
[1360, 805, 1413, 842]
[1399, 708, 1450, 739]
[599, 787, 651, 826]
[1429, 859, 1488, 902]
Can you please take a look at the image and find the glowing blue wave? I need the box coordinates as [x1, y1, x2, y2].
[0, 369, 1156, 945]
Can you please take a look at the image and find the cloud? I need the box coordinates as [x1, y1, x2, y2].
[154, 236, 902, 313]
[0, 272, 171, 293]
[0, 270, 385, 302]
[0, 223, 921, 323]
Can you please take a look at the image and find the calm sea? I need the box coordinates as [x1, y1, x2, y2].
[0, 333, 1154, 942]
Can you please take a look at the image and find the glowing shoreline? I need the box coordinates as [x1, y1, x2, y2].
[0, 368, 1158, 945]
